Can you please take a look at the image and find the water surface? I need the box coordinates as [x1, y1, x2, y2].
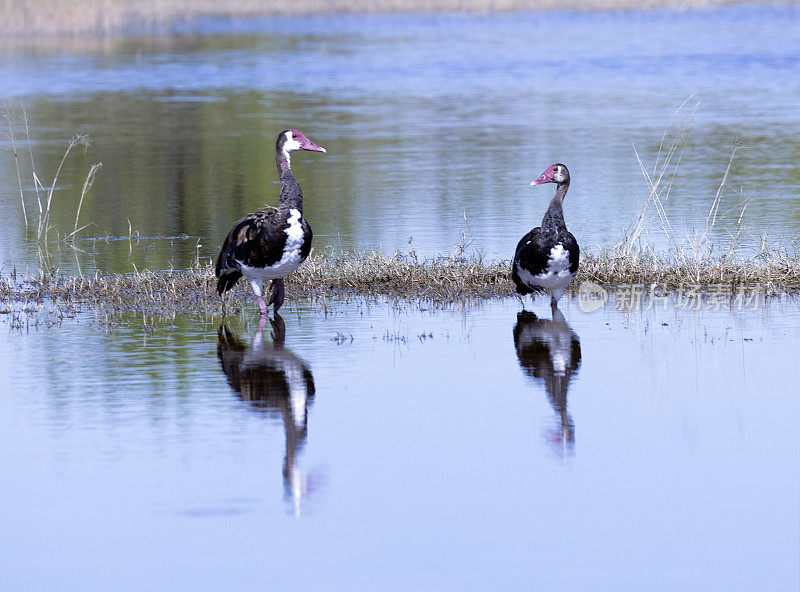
[2, 297, 799, 590]
[2, 7, 799, 590]
[1, 5, 799, 275]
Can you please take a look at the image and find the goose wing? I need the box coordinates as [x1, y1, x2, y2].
[215, 209, 311, 294]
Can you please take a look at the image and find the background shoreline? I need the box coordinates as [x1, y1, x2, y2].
[3, 0, 796, 37]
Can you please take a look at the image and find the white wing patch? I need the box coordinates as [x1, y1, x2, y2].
[543, 244, 570, 274]
[238, 208, 307, 284]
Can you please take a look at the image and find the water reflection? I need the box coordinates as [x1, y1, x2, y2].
[4, 6, 800, 277]
[217, 314, 318, 515]
[513, 309, 582, 458]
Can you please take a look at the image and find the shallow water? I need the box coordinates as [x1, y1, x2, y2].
[2, 6, 800, 589]
[2, 297, 799, 590]
[1, 5, 800, 275]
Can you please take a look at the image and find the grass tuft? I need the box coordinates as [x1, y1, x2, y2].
[2, 242, 799, 320]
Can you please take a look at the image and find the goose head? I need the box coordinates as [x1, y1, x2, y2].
[277, 130, 326, 165]
[530, 163, 570, 187]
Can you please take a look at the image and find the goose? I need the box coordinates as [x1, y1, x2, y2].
[511, 163, 580, 310]
[215, 130, 326, 315]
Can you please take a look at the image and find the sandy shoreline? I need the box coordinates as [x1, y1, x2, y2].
[2, 0, 792, 36]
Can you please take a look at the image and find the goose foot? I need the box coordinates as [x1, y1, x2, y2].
[268, 278, 286, 312]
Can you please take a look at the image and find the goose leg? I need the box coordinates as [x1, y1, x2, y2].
[268, 278, 286, 311]
[550, 296, 559, 311]
[256, 295, 269, 316]
[249, 278, 269, 316]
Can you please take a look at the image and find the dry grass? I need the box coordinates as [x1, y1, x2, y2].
[291, 248, 512, 301]
[1, 0, 784, 36]
[2, 105, 102, 244]
[579, 245, 800, 292]
[2, 242, 798, 319]
[594, 96, 800, 293]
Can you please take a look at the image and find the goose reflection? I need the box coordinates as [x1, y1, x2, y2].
[217, 314, 317, 514]
[513, 308, 581, 457]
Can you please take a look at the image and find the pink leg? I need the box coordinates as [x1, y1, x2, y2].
[257, 313, 268, 333]
[551, 296, 559, 311]
[256, 295, 268, 316]
[268, 278, 286, 312]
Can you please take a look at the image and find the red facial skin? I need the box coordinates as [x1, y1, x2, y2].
[292, 130, 326, 153]
[531, 165, 558, 185]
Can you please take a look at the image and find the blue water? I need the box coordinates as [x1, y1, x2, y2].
[1, 4, 799, 276]
[1, 6, 800, 590]
[2, 296, 799, 590]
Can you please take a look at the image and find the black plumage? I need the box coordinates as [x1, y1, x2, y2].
[511, 163, 580, 309]
[512, 228, 580, 294]
[215, 209, 312, 295]
[215, 129, 325, 314]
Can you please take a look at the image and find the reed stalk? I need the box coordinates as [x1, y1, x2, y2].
[67, 162, 103, 241]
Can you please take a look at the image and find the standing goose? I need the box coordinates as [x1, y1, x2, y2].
[511, 163, 579, 310]
[215, 130, 326, 315]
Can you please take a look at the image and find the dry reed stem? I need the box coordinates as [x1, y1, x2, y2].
[68, 162, 103, 240]
[2, 104, 28, 228]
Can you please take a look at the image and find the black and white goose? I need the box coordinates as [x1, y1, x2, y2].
[512, 163, 580, 310]
[215, 130, 326, 315]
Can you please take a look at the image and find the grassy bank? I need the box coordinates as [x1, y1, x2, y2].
[1, 0, 786, 36]
[2, 243, 799, 318]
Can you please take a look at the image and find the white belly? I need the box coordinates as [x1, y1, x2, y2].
[240, 257, 303, 282]
[517, 244, 575, 299]
[237, 208, 306, 286]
